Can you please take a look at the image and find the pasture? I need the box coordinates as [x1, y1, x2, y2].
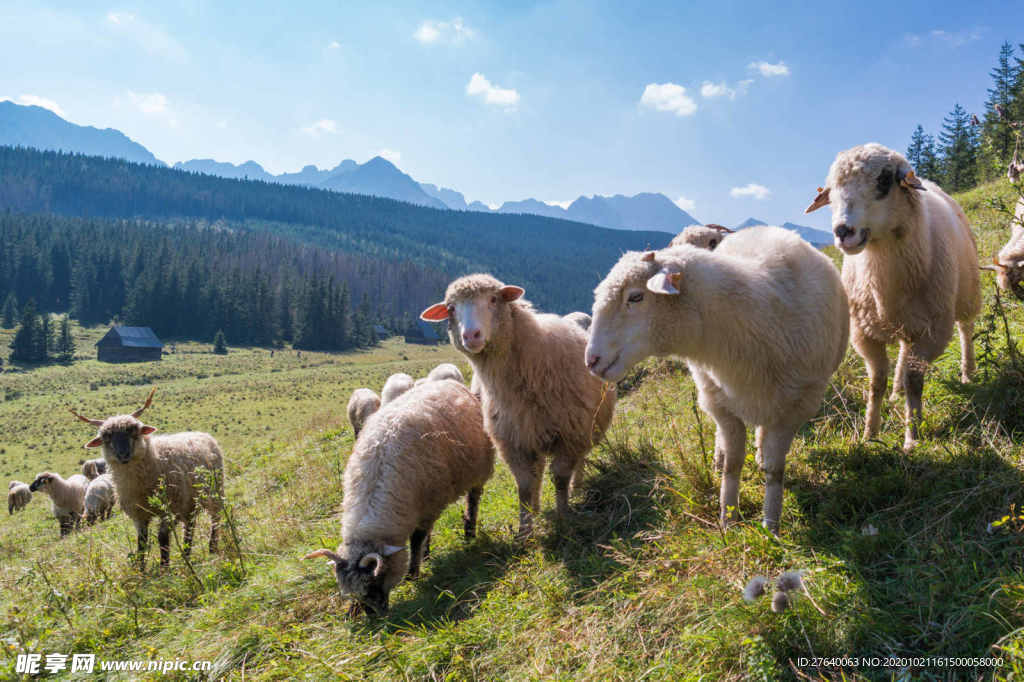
[1, 179, 1024, 679]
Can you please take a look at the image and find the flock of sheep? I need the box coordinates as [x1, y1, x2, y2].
[7, 141, 1022, 620]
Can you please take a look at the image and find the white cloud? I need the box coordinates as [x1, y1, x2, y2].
[328, 40, 341, 49]
[547, 200, 572, 210]
[673, 196, 696, 212]
[2, 94, 68, 118]
[700, 81, 734, 99]
[639, 83, 696, 117]
[466, 73, 520, 108]
[748, 61, 789, 77]
[128, 91, 168, 114]
[300, 119, 338, 136]
[105, 11, 187, 62]
[415, 17, 474, 44]
[929, 28, 983, 47]
[376, 148, 401, 163]
[730, 183, 772, 200]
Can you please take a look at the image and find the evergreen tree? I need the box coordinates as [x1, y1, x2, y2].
[9, 299, 41, 363]
[1, 292, 18, 329]
[56, 315, 75, 363]
[938, 102, 980, 192]
[213, 329, 228, 355]
[38, 313, 53, 361]
[980, 42, 1020, 178]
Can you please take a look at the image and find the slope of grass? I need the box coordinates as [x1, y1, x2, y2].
[2, 180, 1024, 680]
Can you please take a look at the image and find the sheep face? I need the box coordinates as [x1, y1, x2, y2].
[29, 473, 56, 493]
[305, 544, 406, 616]
[421, 274, 524, 355]
[84, 415, 157, 463]
[806, 143, 926, 255]
[588, 250, 690, 382]
[670, 225, 730, 251]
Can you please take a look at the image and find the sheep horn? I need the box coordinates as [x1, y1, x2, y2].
[359, 552, 386, 577]
[804, 187, 830, 214]
[131, 387, 157, 418]
[69, 408, 104, 427]
[981, 255, 1009, 272]
[303, 548, 344, 564]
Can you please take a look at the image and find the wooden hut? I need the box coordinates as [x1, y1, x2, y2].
[95, 326, 164, 362]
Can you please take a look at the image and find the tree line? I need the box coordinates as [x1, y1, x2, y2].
[907, 41, 1024, 192]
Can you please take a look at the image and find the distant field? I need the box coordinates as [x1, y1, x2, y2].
[2, 180, 1024, 679]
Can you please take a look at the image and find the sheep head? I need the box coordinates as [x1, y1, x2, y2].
[70, 388, 158, 462]
[304, 542, 406, 616]
[421, 274, 525, 355]
[806, 143, 926, 255]
[670, 224, 731, 251]
[29, 472, 57, 493]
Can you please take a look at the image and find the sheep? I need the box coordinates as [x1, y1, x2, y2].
[70, 388, 224, 569]
[426, 362, 465, 384]
[82, 457, 107, 480]
[29, 472, 89, 537]
[421, 274, 616, 537]
[805, 143, 981, 450]
[380, 372, 414, 404]
[563, 311, 592, 330]
[983, 151, 1024, 298]
[8, 481, 31, 515]
[304, 379, 494, 615]
[670, 223, 733, 250]
[586, 226, 849, 531]
[346, 388, 381, 437]
[84, 474, 116, 525]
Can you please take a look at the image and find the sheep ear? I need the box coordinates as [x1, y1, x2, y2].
[140, 425, 157, 436]
[382, 544, 404, 557]
[421, 303, 449, 321]
[899, 169, 926, 191]
[646, 271, 682, 295]
[804, 187, 830, 214]
[500, 286, 524, 302]
[85, 437, 104, 449]
[641, 251, 656, 262]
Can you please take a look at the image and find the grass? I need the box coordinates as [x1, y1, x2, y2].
[2, 179, 1024, 680]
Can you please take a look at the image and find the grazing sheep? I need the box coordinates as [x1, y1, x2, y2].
[346, 388, 381, 437]
[29, 472, 89, 537]
[806, 143, 981, 450]
[84, 474, 116, 525]
[381, 373, 414, 404]
[82, 458, 107, 480]
[586, 226, 849, 531]
[8, 481, 31, 515]
[670, 224, 733, 250]
[983, 152, 1024, 298]
[426, 362, 465, 384]
[304, 379, 494, 615]
[563, 311, 592, 331]
[422, 274, 616, 537]
[70, 388, 224, 569]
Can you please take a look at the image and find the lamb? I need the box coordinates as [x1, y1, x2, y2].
[421, 274, 616, 537]
[380, 373, 414, 404]
[29, 472, 89, 537]
[346, 388, 381, 437]
[586, 226, 849, 531]
[563, 311, 592, 330]
[426, 362, 465, 384]
[983, 151, 1024, 298]
[670, 223, 733, 250]
[805, 143, 980, 450]
[84, 474, 116, 525]
[70, 388, 224, 569]
[304, 379, 494, 615]
[8, 481, 31, 515]
[82, 458, 107, 480]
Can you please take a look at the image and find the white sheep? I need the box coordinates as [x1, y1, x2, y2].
[70, 388, 224, 569]
[380, 373, 414, 404]
[82, 458, 107, 480]
[421, 274, 616, 537]
[426, 362, 465, 384]
[586, 226, 849, 531]
[304, 379, 494, 615]
[346, 388, 381, 437]
[983, 152, 1024, 297]
[8, 480, 31, 515]
[29, 472, 89, 537]
[562, 311, 592, 330]
[84, 474, 116, 525]
[670, 224, 733, 250]
[805, 143, 981, 450]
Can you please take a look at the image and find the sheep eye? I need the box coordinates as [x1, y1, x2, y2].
[628, 292, 644, 304]
[490, 295, 497, 304]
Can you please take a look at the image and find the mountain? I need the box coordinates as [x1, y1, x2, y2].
[733, 217, 832, 247]
[174, 158, 275, 182]
[735, 217, 768, 229]
[498, 198, 568, 220]
[420, 183, 469, 210]
[321, 157, 447, 209]
[496, 192, 699, 233]
[0, 100, 164, 166]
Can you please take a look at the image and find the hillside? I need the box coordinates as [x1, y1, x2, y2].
[1, 179, 1023, 679]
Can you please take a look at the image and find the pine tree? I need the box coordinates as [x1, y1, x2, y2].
[9, 299, 40, 363]
[1, 292, 18, 329]
[38, 313, 53, 361]
[56, 315, 75, 362]
[980, 42, 1020, 178]
[213, 329, 228, 355]
[938, 102, 980, 192]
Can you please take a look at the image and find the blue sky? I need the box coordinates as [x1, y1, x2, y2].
[0, 1, 1019, 228]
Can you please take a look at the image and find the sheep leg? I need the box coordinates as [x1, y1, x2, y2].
[183, 511, 196, 560]
[890, 341, 908, 401]
[855, 335, 889, 439]
[759, 426, 795, 534]
[713, 411, 747, 527]
[135, 519, 150, 570]
[158, 519, 172, 566]
[902, 352, 927, 452]
[508, 449, 543, 538]
[464, 486, 483, 540]
[408, 526, 431, 579]
[754, 426, 764, 468]
[549, 453, 577, 518]
[207, 501, 221, 555]
[957, 319, 975, 383]
[59, 515, 72, 538]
